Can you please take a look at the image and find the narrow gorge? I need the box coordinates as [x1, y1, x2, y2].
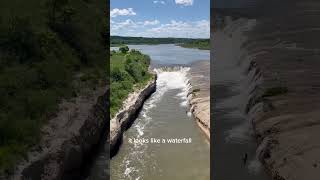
[107, 44, 210, 180]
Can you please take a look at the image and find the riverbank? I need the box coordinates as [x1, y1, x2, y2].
[216, 9, 320, 180]
[110, 77, 156, 157]
[188, 61, 210, 139]
[178, 39, 210, 50]
[110, 48, 154, 117]
[110, 47, 156, 157]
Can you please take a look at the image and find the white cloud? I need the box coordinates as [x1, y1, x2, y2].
[111, 19, 209, 39]
[112, 19, 160, 31]
[111, 19, 137, 31]
[110, 8, 136, 18]
[153, 0, 166, 4]
[145, 20, 209, 38]
[175, 0, 193, 6]
[143, 20, 160, 26]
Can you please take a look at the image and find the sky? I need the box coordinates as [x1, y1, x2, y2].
[110, 0, 210, 38]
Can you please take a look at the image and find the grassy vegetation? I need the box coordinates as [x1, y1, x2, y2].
[262, 86, 288, 97]
[178, 39, 210, 50]
[110, 46, 153, 118]
[110, 36, 206, 46]
[0, 0, 107, 175]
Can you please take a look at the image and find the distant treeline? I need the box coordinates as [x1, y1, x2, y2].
[178, 39, 210, 50]
[111, 36, 209, 46]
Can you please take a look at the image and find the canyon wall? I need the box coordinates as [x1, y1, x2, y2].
[214, 6, 320, 179]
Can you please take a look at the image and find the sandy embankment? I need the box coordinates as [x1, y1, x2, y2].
[110, 76, 156, 157]
[217, 6, 320, 179]
[188, 61, 210, 140]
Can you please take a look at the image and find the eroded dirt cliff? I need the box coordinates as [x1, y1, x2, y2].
[216, 4, 320, 178]
[12, 87, 109, 180]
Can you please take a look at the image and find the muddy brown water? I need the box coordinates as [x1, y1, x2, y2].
[110, 87, 210, 180]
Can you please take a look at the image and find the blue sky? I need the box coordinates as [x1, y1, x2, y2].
[110, 0, 210, 38]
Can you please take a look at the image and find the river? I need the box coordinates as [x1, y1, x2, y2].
[89, 44, 210, 180]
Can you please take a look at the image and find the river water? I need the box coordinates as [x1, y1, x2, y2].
[89, 44, 210, 180]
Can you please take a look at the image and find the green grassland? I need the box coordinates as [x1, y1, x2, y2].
[110, 47, 153, 118]
[0, 0, 107, 175]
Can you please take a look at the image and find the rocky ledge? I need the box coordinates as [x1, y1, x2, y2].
[110, 77, 156, 157]
[11, 87, 109, 180]
[219, 6, 320, 179]
[245, 16, 320, 180]
[188, 61, 210, 140]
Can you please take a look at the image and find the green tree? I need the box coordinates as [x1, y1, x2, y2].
[119, 45, 129, 54]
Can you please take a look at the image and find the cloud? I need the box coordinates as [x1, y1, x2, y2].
[143, 20, 160, 26]
[146, 20, 209, 38]
[111, 19, 209, 38]
[110, 8, 136, 18]
[153, 0, 166, 4]
[175, 0, 193, 6]
[111, 19, 137, 31]
[112, 19, 160, 31]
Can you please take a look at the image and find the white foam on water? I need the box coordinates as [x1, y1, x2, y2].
[135, 124, 144, 137]
[154, 67, 191, 92]
[180, 100, 188, 107]
[124, 166, 133, 177]
[132, 67, 191, 139]
[176, 91, 185, 97]
[153, 68, 192, 109]
[123, 159, 136, 179]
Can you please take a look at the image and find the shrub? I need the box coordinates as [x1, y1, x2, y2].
[119, 45, 129, 54]
[111, 66, 131, 82]
[110, 50, 152, 118]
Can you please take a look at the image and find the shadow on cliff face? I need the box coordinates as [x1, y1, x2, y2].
[213, 0, 320, 180]
[211, 15, 270, 179]
[0, 0, 108, 178]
